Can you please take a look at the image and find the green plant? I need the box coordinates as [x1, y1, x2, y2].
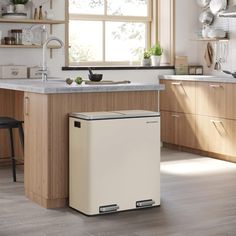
[11, 0, 28, 5]
[143, 50, 151, 59]
[150, 43, 163, 56]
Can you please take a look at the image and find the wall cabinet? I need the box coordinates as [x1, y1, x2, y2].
[160, 79, 236, 163]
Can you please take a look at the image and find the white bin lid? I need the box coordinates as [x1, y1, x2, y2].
[70, 110, 160, 120]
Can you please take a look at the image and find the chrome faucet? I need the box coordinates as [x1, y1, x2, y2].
[41, 36, 64, 82]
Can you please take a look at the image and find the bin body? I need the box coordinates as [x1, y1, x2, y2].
[69, 110, 160, 215]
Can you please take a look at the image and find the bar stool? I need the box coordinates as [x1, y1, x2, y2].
[0, 117, 24, 182]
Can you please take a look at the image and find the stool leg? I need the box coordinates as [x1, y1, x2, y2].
[8, 128, 16, 182]
[18, 124, 24, 152]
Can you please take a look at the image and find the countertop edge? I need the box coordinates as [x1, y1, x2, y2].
[0, 80, 165, 94]
[159, 75, 236, 83]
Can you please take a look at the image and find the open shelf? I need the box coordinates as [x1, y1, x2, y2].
[0, 44, 62, 49]
[192, 37, 229, 42]
[0, 18, 65, 24]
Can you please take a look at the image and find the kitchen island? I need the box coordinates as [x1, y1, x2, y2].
[0, 79, 164, 208]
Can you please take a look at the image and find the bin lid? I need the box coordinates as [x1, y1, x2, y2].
[70, 110, 160, 120]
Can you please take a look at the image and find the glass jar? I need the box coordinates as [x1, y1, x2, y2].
[4, 37, 16, 45]
[11, 29, 23, 45]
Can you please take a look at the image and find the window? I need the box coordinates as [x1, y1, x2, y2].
[68, 0, 152, 66]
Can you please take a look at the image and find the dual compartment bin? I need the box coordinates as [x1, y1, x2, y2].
[69, 110, 160, 215]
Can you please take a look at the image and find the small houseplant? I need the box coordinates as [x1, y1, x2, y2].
[150, 43, 163, 66]
[141, 49, 151, 66]
[11, 0, 28, 13]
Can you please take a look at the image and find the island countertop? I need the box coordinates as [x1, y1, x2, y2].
[0, 78, 165, 94]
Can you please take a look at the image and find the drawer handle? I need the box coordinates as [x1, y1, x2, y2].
[209, 84, 221, 88]
[210, 120, 222, 123]
[172, 82, 182, 85]
[24, 97, 29, 116]
[172, 114, 180, 118]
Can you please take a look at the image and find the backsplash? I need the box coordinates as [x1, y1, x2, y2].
[199, 0, 236, 76]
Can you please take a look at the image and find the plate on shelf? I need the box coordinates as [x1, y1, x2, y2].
[210, 0, 227, 15]
[2, 13, 27, 19]
[197, 0, 211, 8]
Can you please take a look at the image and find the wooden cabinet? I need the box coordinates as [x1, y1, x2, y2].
[225, 83, 236, 120]
[161, 111, 196, 148]
[160, 79, 236, 163]
[160, 80, 195, 114]
[196, 116, 227, 154]
[196, 82, 226, 118]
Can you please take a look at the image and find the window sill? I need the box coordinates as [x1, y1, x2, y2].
[62, 65, 174, 71]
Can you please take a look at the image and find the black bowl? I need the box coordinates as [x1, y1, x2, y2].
[88, 74, 103, 82]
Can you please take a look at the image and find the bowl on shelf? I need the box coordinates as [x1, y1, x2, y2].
[207, 28, 226, 38]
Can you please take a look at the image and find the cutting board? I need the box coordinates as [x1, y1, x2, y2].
[85, 80, 131, 85]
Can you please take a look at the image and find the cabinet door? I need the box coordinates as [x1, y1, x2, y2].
[225, 83, 236, 120]
[161, 111, 177, 145]
[161, 111, 196, 148]
[24, 93, 50, 201]
[224, 119, 236, 158]
[196, 115, 227, 154]
[160, 80, 195, 114]
[196, 82, 226, 118]
[160, 80, 174, 112]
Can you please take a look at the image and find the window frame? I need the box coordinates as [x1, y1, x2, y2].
[66, 0, 153, 66]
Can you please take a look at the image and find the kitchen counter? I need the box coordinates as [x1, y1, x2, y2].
[0, 79, 164, 94]
[159, 75, 236, 83]
[0, 78, 163, 209]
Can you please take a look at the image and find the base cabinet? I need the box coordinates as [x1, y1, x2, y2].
[160, 79, 236, 163]
[196, 115, 236, 158]
[161, 111, 196, 148]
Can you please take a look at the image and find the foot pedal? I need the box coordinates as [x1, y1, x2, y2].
[99, 204, 119, 213]
[136, 199, 155, 208]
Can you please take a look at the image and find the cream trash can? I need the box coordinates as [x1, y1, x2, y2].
[69, 110, 160, 215]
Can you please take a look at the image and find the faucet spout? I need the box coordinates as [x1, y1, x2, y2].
[42, 36, 64, 82]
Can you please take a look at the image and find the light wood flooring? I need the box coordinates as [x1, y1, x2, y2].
[1, 148, 236, 236]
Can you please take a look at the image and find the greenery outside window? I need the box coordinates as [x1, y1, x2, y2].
[68, 0, 152, 66]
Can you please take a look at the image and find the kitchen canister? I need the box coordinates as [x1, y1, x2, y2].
[11, 29, 23, 45]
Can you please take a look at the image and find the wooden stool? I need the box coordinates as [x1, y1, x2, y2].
[0, 117, 24, 182]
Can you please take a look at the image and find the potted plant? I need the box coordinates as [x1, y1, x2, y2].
[150, 43, 163, 66]
[11, 0, 28, 13]
[141, 49, 151, 66]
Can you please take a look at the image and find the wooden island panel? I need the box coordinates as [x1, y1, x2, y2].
[24, 91, 159, 208]
[0, 89, 24, 162]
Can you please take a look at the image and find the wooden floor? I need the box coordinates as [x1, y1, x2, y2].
[1, 148, 236, 236]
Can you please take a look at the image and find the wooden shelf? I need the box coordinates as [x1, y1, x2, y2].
[0, 44, 41, 48]
[192, 38, 229, 42]
[0, 44, 62, 49]
[0, 18, 65, 24]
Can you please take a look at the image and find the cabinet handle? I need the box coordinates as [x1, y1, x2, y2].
[172, 114, 180, 118]
[209, 84, 221, 88]
[24, 97, 29, 116]
[172, 82, 182, 86]
[210, 119, 222, 123]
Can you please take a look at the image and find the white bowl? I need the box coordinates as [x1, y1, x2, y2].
[207, 29, 226, 38]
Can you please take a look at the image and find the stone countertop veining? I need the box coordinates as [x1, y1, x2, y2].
[159, 75, 236, 83]
[0, 79, 165, 94]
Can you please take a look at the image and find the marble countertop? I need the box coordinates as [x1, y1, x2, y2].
[0, 78, 165, 94]
[159, 75, 236, 83]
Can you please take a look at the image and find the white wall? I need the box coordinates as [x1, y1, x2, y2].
[0, 0, 203, 81]
[198, 0, 236, 77]
[175, 0, 200, 64]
